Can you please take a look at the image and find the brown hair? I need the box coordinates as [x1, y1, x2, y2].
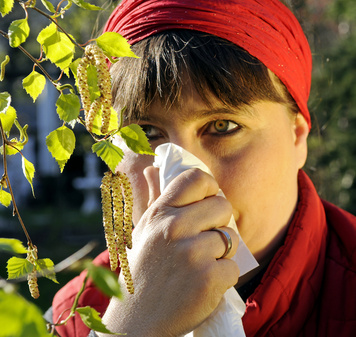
[110, 30, 298, 121]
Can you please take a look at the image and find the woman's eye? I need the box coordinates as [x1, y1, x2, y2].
[206, 120, 240, 134]
[140, 125, 163, 140]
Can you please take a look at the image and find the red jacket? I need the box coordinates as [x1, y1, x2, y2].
[52, 171, 356, 336]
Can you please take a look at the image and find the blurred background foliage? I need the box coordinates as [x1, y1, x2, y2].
[0, 0, 355, 312]
[303, 0, 356, 214]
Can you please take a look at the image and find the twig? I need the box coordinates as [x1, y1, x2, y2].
[0, 119, 33, 248]
[0, 30, 57, 87]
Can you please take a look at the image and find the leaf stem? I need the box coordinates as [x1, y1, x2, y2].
[0, 119, 33, 248]
[56, 274, 89, 326]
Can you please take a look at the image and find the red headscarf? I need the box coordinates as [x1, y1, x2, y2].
[104, 0, 312, 128]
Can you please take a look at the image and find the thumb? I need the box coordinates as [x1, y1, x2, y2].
[143, 166, 161, 207]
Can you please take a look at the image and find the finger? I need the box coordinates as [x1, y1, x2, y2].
[156, 168, 220, 208]
[215, 258, 240, 289]
[201, 226, 239, 260]
[143, 166, 161, 207]
[166, 195, 234, 235]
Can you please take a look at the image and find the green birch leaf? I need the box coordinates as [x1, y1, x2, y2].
[69, 58, 80, 86]
[0, 0, 14, 17]
[91, 107, 119, 136]
[46, 126, 76, 172]
[76, 307, 121, 334]
[1, 55, 10, 81]
[14, 120, 29, 144]
[96, 32, 138, 59]
[0, 189, 12, 207]
[0, 290, 51, 337]
[86, 263, 122, 299]
[56, 93, 80, 122]
[8, 18, 30, 48]
[92, 140, 124, 172]
[40, 0, 56, 13]
[119, 124, 155, 155]
[22, 70, 46, 102]
[87, 64, 101, 102]
[37, 23, 75, 72]
[22, 156, 35, 197]
[7, 256, 33, 279]
[0, 238, 27, 254]
[0, 91, 11, 114]
[36, 258, 58, 284]
[72, 0, 102, 10]
[0, 105, 17, 134]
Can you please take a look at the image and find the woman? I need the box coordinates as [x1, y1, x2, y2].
[51, 1, 356, 336]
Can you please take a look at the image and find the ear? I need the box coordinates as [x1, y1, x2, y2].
[293, 113, 309, 169]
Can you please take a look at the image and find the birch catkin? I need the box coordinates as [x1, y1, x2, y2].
[100, 171, 134, 294]
[77, 44, 112, 134]
[101, 171, 118, 271]
[119, 172, 133, 250]
[26, 246, 39, 299]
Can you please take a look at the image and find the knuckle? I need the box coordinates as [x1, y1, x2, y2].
[182, 168, 215, 188]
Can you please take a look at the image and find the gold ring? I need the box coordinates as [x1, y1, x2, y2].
[211, 228, 232, 259]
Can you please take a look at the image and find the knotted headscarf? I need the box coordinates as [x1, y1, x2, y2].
[104, 0, 312, 128]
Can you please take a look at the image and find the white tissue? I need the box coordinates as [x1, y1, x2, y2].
[153, 143, 259, 337]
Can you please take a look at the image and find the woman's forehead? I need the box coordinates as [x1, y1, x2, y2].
[127, 84, 259, 124]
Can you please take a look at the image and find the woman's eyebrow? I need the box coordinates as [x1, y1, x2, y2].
[196, 105, 258, 119]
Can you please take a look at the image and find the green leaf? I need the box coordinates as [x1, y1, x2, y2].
[72, 0, 102, 10]
[86, 263, 122, 299]
[40, 0, 56, 13]
[1, 55, 10, 81]
[0, 0, 14, 17]
[119, 124, 155, 155]
[0, 189, 12, 207]
[69, 58, 80, 85]
[8, 18, 30, 48]
[36, 258, 58, 284]
[91, 107, 119, 136]
[22, 70, 46, 102]
[7, 256, 33, 279]
[76, 307, 121, 334]
[96, 32, 138, 59]
[92, 140, 124, 172]
[87, 64, 101, 102]
[56, 93, 80, 122]
[0, 290, 51, 337]
[0, 105, 17, 134]
[37, 22, 75, 72]
[0, 238, 27, 254]
[22, 156, 35, 197]
[46, 125, 75, 172]
[14, 120, 29, 144]
[0, 91, 11, 114]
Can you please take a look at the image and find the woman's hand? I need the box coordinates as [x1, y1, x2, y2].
[99, 167, 239, 337]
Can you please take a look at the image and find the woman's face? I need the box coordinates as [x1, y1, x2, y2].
[115, 83, 309, 263]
